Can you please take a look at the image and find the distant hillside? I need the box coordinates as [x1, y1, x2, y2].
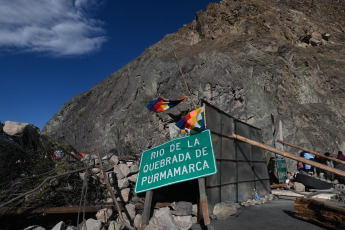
[43, 0, 345, 168]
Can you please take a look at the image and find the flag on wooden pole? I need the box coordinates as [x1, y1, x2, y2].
[146, 96, 187, 113]
[176, 107, 205, 134]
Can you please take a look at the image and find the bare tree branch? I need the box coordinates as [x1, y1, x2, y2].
[0, 167, 88, 209]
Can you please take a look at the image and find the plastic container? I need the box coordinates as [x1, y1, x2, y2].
[254, 189, 260, 199]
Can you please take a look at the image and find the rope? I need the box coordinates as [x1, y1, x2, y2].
[77, 151, 92, 226]
[82, 169, 90, 223]
[172, 51, 197, 110]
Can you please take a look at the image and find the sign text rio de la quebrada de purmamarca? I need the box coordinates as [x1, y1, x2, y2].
[135, 130, 217, 193]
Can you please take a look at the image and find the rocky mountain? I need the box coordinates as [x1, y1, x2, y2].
[43, 0, 345, 168]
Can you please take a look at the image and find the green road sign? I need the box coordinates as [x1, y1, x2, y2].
[135, 130, 217, 193]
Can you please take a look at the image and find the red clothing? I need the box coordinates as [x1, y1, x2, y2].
[297, 162, 304, 170]
[337, 154, 345, 161]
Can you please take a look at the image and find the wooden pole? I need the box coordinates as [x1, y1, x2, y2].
[198, 177, 210, 225]
[277, 139, 345, 166]
[97, 150, 135, 230]
[232, 134, 345, 178]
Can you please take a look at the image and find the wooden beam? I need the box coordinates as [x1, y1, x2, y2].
[232, 134, 345, 178]
[43, 205, 113, 214]
[277, 139, 345, 166]
[97, 150, 135, 230]
[155, 202, 171, 208]
[270, 184, 285, 189]
[0, 204, 120, 215]
[294, 197, 345, 230]
[198, 177, 210, 226]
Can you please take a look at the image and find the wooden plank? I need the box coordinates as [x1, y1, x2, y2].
[198, 177, 210, 226]
[277, 139, 345, 166]
[155, 202, 171, 208]
[0, 204, 119, 215]
[294, 197, 345, 230]
[141, 190, 153, 230]
[40, 204, 116, 214]
[270, 184, 285, 189]
[232, 134, 345, 178]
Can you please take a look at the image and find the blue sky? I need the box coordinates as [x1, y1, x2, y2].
[0, 0, 219, 130]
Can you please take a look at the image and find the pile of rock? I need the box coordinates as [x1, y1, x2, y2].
[81, 154, 141, 204]
[23, 152, 279, 230]
[24, 153, 144, 230]
[82, 154, 143, 229]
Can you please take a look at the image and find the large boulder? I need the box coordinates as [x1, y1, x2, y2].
[213, 202, 237, 220]
[3, 121, 30, 136]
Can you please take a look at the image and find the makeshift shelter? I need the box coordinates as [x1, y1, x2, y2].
[202, 101, 271, 213]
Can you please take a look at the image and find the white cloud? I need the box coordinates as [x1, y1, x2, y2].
[0, 0, 107, 56]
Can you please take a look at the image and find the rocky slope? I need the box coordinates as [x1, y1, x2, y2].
[43, 0, 345, 168]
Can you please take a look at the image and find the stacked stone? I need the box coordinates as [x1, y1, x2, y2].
[94, 154, 143, 229]
[145, 201, 197, 230]
[81, 154, 140, 206]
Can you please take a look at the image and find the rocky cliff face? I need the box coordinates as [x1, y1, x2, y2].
[43, 0, 345, 165]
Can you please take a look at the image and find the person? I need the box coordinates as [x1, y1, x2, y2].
[297, 151, 306, 173]
[268, 157, 279, 184]
[315, 154, 326, 177]
[337, 151, 345, 161]
[324, 152, 334, 180]
[302, 151, 315, 174]
[297, 160, 305, 173]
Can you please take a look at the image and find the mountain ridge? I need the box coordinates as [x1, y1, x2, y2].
[43, 0, 345, 169]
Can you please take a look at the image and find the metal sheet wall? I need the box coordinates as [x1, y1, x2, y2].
[202, 101, 271, 213]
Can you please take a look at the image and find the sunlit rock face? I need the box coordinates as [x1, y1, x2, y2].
[43, 0, 345, 167]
